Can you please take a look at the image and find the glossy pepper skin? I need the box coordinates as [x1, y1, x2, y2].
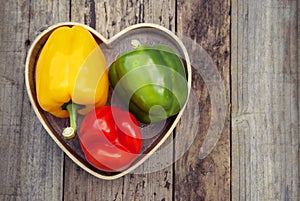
[36, 25, 108, 118]
[79, 106, 142, 172]
[109, 44, 188, 123]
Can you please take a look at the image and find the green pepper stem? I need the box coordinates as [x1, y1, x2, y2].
[62, 103, 78, 140]
[131, 39, 141, 49]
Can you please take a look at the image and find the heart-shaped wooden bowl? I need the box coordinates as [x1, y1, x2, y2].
[25, 22, 191, 180]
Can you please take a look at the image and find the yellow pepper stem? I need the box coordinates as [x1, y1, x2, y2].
[62, 103, 77, 140]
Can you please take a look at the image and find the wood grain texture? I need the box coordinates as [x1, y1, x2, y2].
[71, 0, 176, 38]
[231, 0, 299, 200]
[175, 0, 231, 200]
[0, 2, 30, 200]
[0, 0, 69, 201]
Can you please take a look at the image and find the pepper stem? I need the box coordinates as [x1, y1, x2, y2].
[131, 39, 141, 49]
[62, 103, 77, 140]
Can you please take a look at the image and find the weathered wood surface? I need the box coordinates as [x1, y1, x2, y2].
[231, 0, 299, 200]
[3, 0, 298, 200]
[175, 0, 231, 200]
[0, 1, 67, 201]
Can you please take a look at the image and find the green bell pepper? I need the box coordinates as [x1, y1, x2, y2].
[109, 42, 188, 123]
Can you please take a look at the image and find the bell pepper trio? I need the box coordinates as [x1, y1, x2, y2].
[35, 25, 187, 172]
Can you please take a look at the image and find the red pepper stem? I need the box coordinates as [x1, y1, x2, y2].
[62, 103, 77, 140]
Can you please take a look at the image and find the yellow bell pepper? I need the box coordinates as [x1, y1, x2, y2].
[36, 25, 108, 139]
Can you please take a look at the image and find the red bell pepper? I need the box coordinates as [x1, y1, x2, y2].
[79, 106, 142, 172]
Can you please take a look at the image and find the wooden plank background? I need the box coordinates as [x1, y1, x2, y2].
[0, 0, 298, 201]
[231, 0, 299, 200]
